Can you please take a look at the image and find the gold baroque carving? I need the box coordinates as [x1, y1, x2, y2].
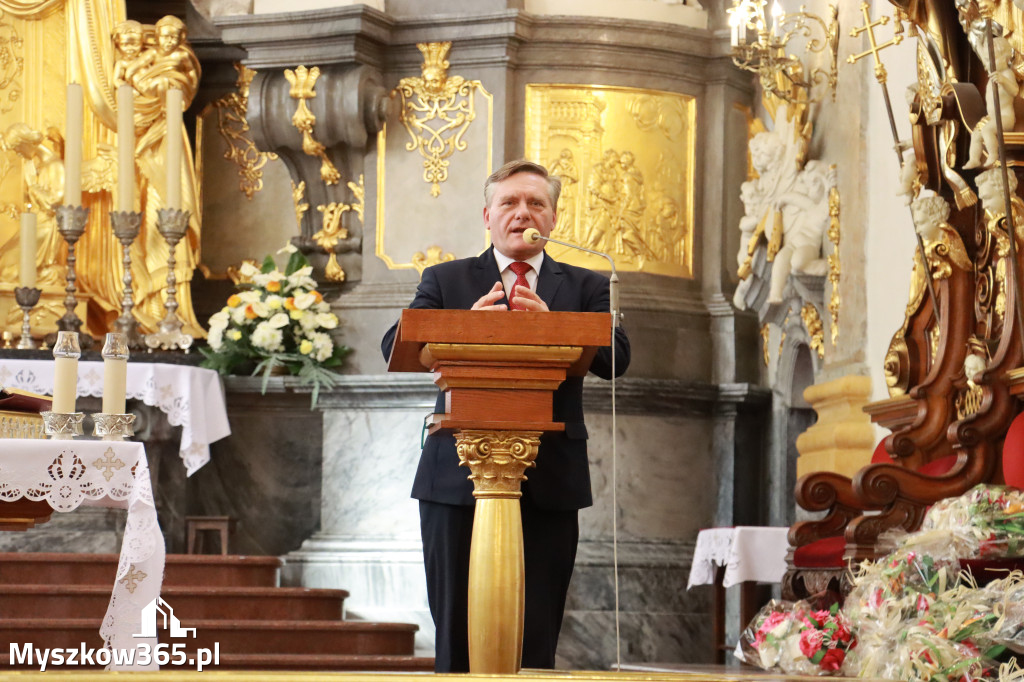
[284, 65, 340, 185]
[412, 246, 456, 274]
[211, 63, 278, 199]
[312, 175, 364, 283]
[395, 42, 482, 198]
[801, 302, 825, 360]
[291, 180, 309, 229]
[884, 333, 910, 398]
[0, 17, 24, 116]
[455, 430, 541, 499]
[760, 323, 771, 367]
[827, 170, 840, 347]
[525, 84, 696, 278]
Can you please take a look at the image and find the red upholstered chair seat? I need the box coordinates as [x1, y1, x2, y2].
[793, 535, 846, 568]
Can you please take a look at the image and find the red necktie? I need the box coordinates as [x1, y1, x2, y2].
[508, 262, 532, 311]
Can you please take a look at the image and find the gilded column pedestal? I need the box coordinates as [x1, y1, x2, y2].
[457, 430, 541, 674]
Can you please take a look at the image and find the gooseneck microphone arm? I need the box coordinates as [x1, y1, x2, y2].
[523, 225, 624, 668]
[522, 228, 620, 327]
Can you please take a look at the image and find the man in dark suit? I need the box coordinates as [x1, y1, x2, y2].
[381, 159, 630, 672]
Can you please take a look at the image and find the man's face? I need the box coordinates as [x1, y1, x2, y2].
[484, 172, 556, 260]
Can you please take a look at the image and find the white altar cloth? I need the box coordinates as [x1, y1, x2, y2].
[0, 360, 229, 475]
[687, 526, 790, 589]
[0, 439, 164, 670]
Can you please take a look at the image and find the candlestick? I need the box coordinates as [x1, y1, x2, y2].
[117, 84, 135, 213]
[65, 83, 83, 207]
[13, 286, 41, 350]
[19, 211, 36, 288]
[51, 331, 80, 414]
[166, 87, 183, 211]
[144, 208, 194, 351]
[101, 332, 129, 415]
[92, 413, 136, 441]
[111, 210, 144, 349]
[45, 205, 93, 350]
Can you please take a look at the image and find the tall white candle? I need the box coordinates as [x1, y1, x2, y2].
[64, 82, 83, 207]
[165, 87, 183, 211]
[52, 331, 81, 414]
[19, 211, 36, 288]
[101, 333, 129, 415]
[117, 84, 135, 212]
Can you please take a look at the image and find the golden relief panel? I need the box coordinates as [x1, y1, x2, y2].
[525, 84, 695, 278]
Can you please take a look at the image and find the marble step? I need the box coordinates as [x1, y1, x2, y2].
[0, 584, 348, 620]
[0, 552, 281, 587]
[1, 652, 435, 672]
[0, 619, 418, 655]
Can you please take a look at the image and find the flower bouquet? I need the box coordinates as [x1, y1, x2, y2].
[199, 246, 351, 406]
[741, 599, 855, 675]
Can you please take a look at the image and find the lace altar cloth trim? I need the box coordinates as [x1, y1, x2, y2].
[0, 360, 230, 475]
[2, 439, 164, 670]
[687, 526, 790, 589]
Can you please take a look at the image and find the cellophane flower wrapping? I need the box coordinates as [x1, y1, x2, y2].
[740, 599, 855, 675]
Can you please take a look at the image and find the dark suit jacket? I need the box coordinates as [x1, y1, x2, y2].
[382, 246, 630, 511]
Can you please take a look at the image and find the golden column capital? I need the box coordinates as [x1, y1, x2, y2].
[456, 430, 541, 499]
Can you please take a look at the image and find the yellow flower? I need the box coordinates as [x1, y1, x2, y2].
[267, 280, 282, 292]
[229, 330, 242, 341]
[299, 339, 314, 355]
[284, 297, 297, 311]
[312, 290, 323, 304]
[290, 309, 304, 320]
[245, 305, 258, 320]
[227, 294, 242, 308]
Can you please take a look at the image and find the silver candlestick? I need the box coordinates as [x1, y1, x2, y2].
[110, 210, 144, 350]
[46, 205, 94, 350]
[13, 286, 41, 350]
[92, 413, 136, 441]
[144, 208, 193, 351]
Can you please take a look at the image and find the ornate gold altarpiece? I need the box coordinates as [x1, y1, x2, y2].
[0, 1, 204, 340]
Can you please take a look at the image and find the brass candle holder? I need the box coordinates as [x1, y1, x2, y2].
[144, 208, 194, 352]
[13, 286, 41, 350]
[46, 205, 94, 350]
[110, 210, 145, 350]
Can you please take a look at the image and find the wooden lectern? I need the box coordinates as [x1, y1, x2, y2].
[388, 308, 611, 673]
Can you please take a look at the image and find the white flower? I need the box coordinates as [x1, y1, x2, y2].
[250, 301, 269, 318]
[229, 306, 248, 325]
[265, 295, 283, 310]
[208, 310, 230, 331]
[251, 321, 283, 352]
[316, 312, 339, 329]
[238, 290, 261, 304]
[293, 292, 317, 310]
[277, 242, 298, 255]
[239, 261, 260, 278]
[208, 325, 224, 351]
[286, 266, 315, 290]
[267, 312, 290, 329]
[308, 331, 333, 362]
[299, 311, 319, 331]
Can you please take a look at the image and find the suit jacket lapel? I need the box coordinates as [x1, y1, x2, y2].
[472, 247, 506, 306]
[537, 251, 564, 309]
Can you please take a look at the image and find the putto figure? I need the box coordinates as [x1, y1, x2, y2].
[111, 16, 204, 338]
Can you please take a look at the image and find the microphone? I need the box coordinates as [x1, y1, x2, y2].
[523, 228, 620, 326]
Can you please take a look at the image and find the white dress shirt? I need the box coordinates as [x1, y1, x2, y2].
[494, 249, 545, 303]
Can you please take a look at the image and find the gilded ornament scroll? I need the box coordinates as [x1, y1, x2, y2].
[376, 42, 493, 272]
[205, 63, 278, 200]
[313, 176, 363, 283]
[284, 65, 340, 186]
[525, 84, 696, 278]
